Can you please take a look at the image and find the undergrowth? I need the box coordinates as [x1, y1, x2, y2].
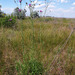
[0, 17, 75, 75]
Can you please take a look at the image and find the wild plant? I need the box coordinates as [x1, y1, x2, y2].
[0, 5, 6, 17]
[14, 0, 44, 75]
[13, 0, 27, 19]
[1, 16, 16, 28]
[26, 0, 40, 18]
[1, 0, 74, 75]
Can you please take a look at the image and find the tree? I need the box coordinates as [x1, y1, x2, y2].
[0, 5, 6, 17]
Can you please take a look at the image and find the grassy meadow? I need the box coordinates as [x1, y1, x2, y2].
[0, 17, 75, 75]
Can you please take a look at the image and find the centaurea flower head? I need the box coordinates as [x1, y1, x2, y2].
[19, 0, 22, 3]
[40, 10, 43, 12]
[18, 9, 21, 12]
[29, 4, 31, 7]
[9, 19, 12, 21]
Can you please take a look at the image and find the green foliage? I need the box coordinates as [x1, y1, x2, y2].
[16, 60, 44, 75]
[13, 7, 26, 19]
[0, 18, 2, 27]
[29, 60, 44, 75]
[30, 11, 39, 18]
[0, 18, 75, 75]
[0, 11, 6, 17]
[0, 50, 3, 58]
[62, 18, 68, 23]
[0, 16, 16, 28]
[45, 17, 53, 22]
[0, 44, 5, 75]
[16, 61, 29, 75]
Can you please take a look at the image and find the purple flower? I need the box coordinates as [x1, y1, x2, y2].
[9, 19, 12, 21]
[19, 0, 22, 3]
[18, 9, 21, 12]
[29, 4, 31, 7]
[40, 10, 43, 12]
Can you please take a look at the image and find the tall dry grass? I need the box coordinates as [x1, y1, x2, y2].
[0, 17, 75, 75]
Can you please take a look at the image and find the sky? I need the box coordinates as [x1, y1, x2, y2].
[0, 0, 75, 18]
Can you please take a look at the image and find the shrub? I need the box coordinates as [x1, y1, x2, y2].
[0, 18, 2, 27]
[45, 17, 53, 22]
[1, 16, 16, 28]
[13, 7, 26, 19]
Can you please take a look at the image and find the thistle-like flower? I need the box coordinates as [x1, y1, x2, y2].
[29, 4, 31, 7]
[18, 9, 21, 12]
[19, 0, 22, 3]
[9, 19, 12, 21]
[40, 10, 43, 12]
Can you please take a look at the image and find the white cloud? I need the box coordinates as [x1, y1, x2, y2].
[61, 0, 68, 3]
[48, 4, 55, 8]
[2, 8, 14, 14]
[72, 2, 75, 5]
[57, 0, 60, 2]
[47, 7, 75, 18]
[34, 1, 55, 16]
[1, 0, 75, 18]
[37, 1, 44, 4]
[35, 3, 45, 8]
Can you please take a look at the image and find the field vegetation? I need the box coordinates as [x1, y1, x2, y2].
[0, 17, 75, 75]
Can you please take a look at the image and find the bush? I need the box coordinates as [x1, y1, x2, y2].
[13, 7, 26, 19]
[0, 18, 2, 27]
[0, 16, 16, 28]
[45, 17, 53, 22]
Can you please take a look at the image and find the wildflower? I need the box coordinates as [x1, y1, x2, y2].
[18, 9, 21, 12]
[40, 10, 43, 12]
[29, 4, 31, 7]
[19, 0, 22, 3]
[9, 19, 12, 21]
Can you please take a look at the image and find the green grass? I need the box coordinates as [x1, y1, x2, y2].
[0, 17, 75, 75]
